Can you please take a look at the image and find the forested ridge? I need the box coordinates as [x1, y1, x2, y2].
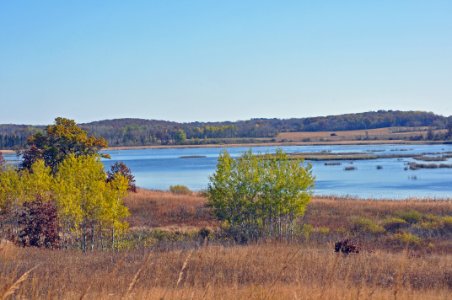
[1, 110, 451, 149]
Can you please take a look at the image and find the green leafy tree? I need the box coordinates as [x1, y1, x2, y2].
[20, 117, 108, 173]
[208, 149, 314, 242]
[174, 129, 187, 144]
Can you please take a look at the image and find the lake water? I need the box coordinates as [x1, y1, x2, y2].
[4, 144, 452, 199]
[102, 144, 452, 199]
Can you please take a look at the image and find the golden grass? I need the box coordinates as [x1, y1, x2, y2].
[124, 189, 216, 229]
[1, 243, 451, 299]
[124, 189, 451, 231]
[276, 127, 446, 142]
[306, 197, 452, 228]
[1, 190, 451, 299]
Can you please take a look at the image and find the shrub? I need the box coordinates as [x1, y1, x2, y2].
[391, 232, 421, 246]
[417, 214, 443, 231]
[17, 198, 60, 249]
[382, 217, 408, 232]
[351, 217, 385, 235]
[316, 226, 330, 235]
[300, 224, 314, 241]
[442, 216, 452, 233]
[397, 210, 422, 224]
[169, 185, 192, 195]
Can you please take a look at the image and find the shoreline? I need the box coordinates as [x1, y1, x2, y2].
[1, 140, 449, 153]
[0, 149, 15, 154]
[103, 139, 449, 151]
[138, 188, 452, 201]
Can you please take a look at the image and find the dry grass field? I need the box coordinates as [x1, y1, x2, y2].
[1, 242, 451, 299]
[276, 127, 446, 143]
[1, 189, 451, 299]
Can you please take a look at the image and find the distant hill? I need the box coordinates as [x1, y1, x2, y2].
[1, 110, 451, 149]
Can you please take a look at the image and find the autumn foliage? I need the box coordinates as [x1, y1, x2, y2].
[0, 118, 131, 251]
[20, 117, 108, 172]
[17, 198, 60, 248]
[107, 162, 137, 192]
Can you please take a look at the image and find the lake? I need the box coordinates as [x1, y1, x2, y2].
[101, 144, 452, 199]
[3, 144, 452, 199]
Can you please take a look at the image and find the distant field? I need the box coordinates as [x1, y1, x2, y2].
[276, 127, 446, 142]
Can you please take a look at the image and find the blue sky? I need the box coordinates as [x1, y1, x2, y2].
[1, 1, 451, 124]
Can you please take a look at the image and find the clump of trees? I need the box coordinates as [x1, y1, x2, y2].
[20, 117, 108, 172]
[107, 162, 137, 192]
[208, 150, 315, 243]
[0, 118, 131, 252]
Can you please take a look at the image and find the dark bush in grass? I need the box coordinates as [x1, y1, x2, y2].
[382, 217, 409, 232]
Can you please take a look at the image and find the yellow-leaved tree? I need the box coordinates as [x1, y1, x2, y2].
[0, 166, 24, 235]
[21, 160, 54, 202]
[0, 167, 23, 212]
[103, 174, 130, 249]
[54, 154, 129, 251]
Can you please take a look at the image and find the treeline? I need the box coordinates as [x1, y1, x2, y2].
[0, 124, 44, 149]
[1, 110, 451, 148]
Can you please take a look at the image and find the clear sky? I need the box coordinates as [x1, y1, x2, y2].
[1, 1, 451, 124]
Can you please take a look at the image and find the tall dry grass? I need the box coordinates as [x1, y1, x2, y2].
[1, 190, 451, 299]
[1, 242, 451, 299]
[276, 127, 447, 142]
[124, 189, 452, 230]
[305, 197, 452, 228]
[124, 189, 215, 229]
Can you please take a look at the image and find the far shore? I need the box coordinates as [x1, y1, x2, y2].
[104, 139, 449, 151]
[1, 139, 449, 154]
[0, 149, 15, 154]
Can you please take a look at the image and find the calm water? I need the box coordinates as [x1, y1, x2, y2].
[4, 144, 452, 199]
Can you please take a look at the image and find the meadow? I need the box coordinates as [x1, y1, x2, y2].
[276, 127, 448, 143]
[1, 189, 451, 299]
